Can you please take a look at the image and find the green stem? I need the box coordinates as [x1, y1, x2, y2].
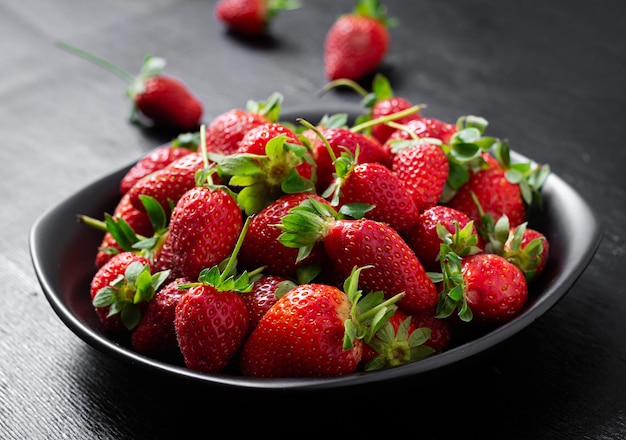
[350, 104, 425, 133]
[219, 216, 251, 284]
[318, 78, 369, 97]
[297, 117, 338, 163]
[56, 41, 135, 83]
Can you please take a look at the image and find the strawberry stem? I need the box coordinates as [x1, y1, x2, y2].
[297, 117, 338, 163]
[350, 105, 425, 133]
[56, 41, 135, 83]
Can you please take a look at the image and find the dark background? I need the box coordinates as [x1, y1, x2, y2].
[1, 0, 624, 438]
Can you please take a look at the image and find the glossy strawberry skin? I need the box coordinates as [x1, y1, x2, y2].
[238, 193, 330, 278]
[131, 277, 190, 356]
[239, 283, 362, 377]
[242, 274, 290, 332]
[462, 253, 528, 323]
[95, 193, 154, 268]
[518, 227, 549, 277]
[127, 152, 206, 216]
[159, 186, 243, 280]
[175, 284, 249, 373]
[447, 165, 526, 229]
[215, 0, 267, 35]
[323, 219, 438, 314]
[205, 109, 271, 155]
[90, 252, 152, 332]
[337, 162, 419, 235]
[391, 142, 449, 213]
[324, 15, 389, 81]
[371, 96, 421, 144]
[134, 76, 203, 131]
[120, 144, 194, 195]
[312, 128, 389, 194]
[406, 205, 480, 273]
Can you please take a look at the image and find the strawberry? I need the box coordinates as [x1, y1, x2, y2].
[119, 132, 199, 194]
[239, 266, 399, 377]
[307, 126, 389, 194]
[57, 42, 203, 131]
[214, 0, 300, 36]
[242, 274, 296, 332]
[278, 198, 438, 314]
[204, 92, 283, 155]
[323, 0, 396, 81]
[238, 192, 331, 281]
[326, 158, 420, 235]
[174, 226, 255, 373]
[361, 308, 448, 371]
[437, 250, 528, 324]
[390, 140, 449, 213]
[127, 151, 208, 216]
[406, 205, 483, 273]
[130, 277, 190, 357]
[156, 185, 243, 280]
[90, 251, 170, 332]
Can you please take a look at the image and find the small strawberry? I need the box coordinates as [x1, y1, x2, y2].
[90, 251, 170, 332]
[204, 92, 283, 155]
[324, 0, 396, 81]
[57, 42, 203, 131]
[238, 192, 331, 281]
[406, 205, 483, 273]
[278, 198, 438, 314]
[157, 185, 243, 280]
[130, 277, 190, 357]
[242, 274, 296, 332]
[437, 249, 528, 324]
[239, 265, 400, 377]
[120, 132, 200, 194]
[215, 0, 300, 36]
[175, 222, 255, 373]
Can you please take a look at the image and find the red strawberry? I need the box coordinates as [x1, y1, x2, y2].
[406, 205, 483, 273]
[240, 266, 398, 377]
[90, 251, 170, 332]
[214, 0, 300, 36]
[421, 117, 457, 144]
[174, 243, 254, 373]
[324, 0, 396, 81]
[437, 251, 528, 324]
[120, 132, 199, 194]
[127, 151, 207, 215]
[328, 160, 420, 235]
[361, 308, 451, 370]
[130, 277, 190, 356]
[309, 127, 389, 194]
[278, 198, 438, 314]
[238, 193, 330, 280]
[57, 43, 203, 131]
[156, 185, 243, 280]
[390, 140, 449, 213]
[204, 92, 283, 155]
[242, 274, 296, 331]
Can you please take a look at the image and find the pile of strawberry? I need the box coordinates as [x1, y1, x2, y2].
[82, 74, 550, 378]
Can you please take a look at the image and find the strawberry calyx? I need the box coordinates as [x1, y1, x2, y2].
[92, 260, 171, 330]
[351, 0, 397, 29]
[246, 92, 284, 123]
[435, 244, 473, 322]
[363, 317, 435, 371]
[266, 0, 301, 23]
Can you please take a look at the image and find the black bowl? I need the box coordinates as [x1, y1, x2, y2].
[29, 106, 602, 391]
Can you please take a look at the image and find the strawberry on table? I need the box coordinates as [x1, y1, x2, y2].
[324, 0, 396, 82]
[239, 265, 400, 377]
[214, 0, 301, 36]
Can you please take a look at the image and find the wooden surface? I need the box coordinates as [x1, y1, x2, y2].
[1, 0, 624, 438]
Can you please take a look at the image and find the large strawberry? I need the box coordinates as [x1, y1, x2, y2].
[204, 92, 283, 155]
[156, 185, 243, 280]
[175, 225, 254, 373]
[437, 249, 528, 324]
[119, 132, 199, 194]
[214, 0, 300, 36]
[239, 266, 399, 377]
[57, 42, 203, 131]
[90, 251, 170, 332]
[238, 192, 331, 281]
[324, 0, 396, 81]
[278, 198, 438, 314]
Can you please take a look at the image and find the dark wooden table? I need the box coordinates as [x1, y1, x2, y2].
[2, 0, 624, 438]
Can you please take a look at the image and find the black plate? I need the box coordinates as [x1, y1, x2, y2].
[29, 107, 602, 391]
